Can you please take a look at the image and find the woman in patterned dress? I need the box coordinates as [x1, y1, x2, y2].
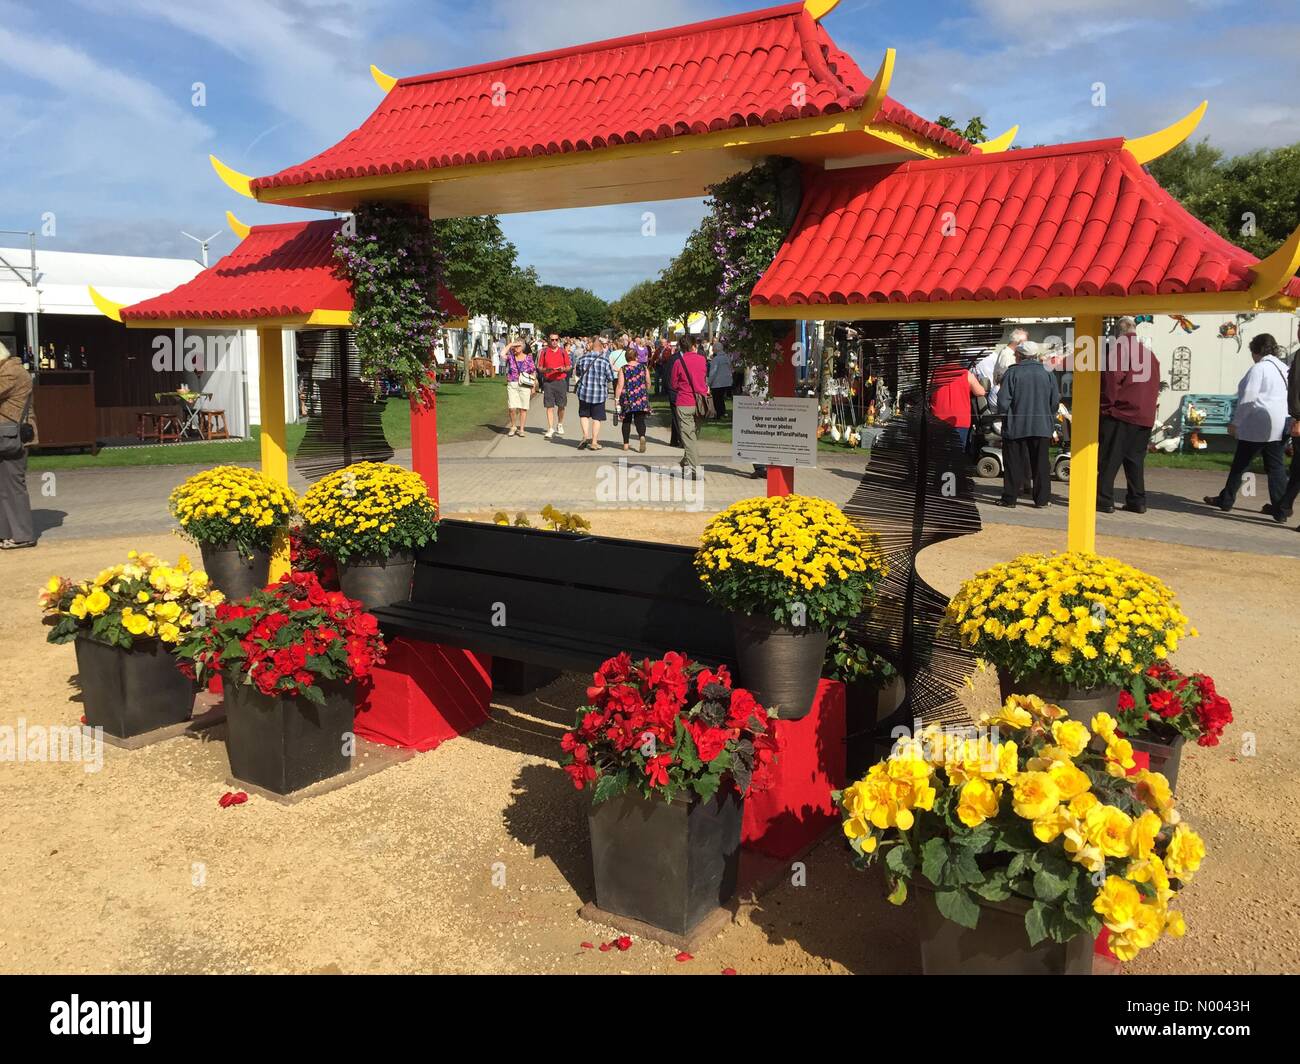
[615, 347, 652, 452]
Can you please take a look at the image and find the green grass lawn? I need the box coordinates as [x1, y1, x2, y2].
[29, 380, 509, 471]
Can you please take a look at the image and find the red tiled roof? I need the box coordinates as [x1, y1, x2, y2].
[120, 219, 466, 323]
[251, 2, 970, 194]
[752, 139, 1300, 308]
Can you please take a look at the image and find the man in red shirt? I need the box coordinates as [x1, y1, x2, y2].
[1097, 316, 1161, 514]
[537, 333, 571, 439]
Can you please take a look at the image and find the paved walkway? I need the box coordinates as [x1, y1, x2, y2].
[22, 394, 1300, 558]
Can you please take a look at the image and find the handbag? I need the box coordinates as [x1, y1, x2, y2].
[691, 359, 716, 420]
[0, 391, 33, 459]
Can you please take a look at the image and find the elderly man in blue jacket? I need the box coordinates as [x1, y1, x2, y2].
[996, 341, 1059, 509]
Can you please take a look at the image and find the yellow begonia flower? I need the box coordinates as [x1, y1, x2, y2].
[1164, 824, 1206, 880]
[956, 778, 1002, 827]
[84, 589, 111, 616]
[1011, 771, 1059, 820]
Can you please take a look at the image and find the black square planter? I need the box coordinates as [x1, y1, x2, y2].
[915, 882, 1093, 975]
[222, 675, 355, 794]
[75, 636, 195, 739]
[588, 787, 742, 937]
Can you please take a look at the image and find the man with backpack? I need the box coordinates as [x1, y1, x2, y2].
[537, 333, 571, 439]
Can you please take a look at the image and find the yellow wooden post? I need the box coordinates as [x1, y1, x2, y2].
[257, 326, 291, 580]
[1067, 313, 1103, 553]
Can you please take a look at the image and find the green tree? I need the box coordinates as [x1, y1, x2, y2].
[428, 215, 518, 319]
[659, 218, 722, 326]
[609, 278, 668, 334]
[536, 285, 579, 335]
[1150, 141, 1300, 258]
[566, 287, 612, 334]
[936, 115, 989, 143]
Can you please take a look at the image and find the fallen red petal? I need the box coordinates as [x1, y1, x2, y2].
[580, 942, 595, 950]
[721, 967, 737, 975]
[230, 792, 249, 805]
[675, 951, 693, 962]
[614, 936, 633, 951]
[598, 942, 612, 952]
[218, 792, 234, 808]
[79, 715, 87, 725]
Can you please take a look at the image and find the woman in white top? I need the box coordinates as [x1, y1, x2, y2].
[1204, 333, 1291, 514]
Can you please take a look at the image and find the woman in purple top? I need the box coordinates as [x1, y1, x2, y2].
[503, 339, 537, 437]
[669, 338, 709, 478]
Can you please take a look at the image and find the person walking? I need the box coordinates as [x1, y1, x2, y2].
[670, 336, 709, 479]
[1205, 333, 1290, 515]
[1096, 316, 1160, 513]
[1271, 345, 1300, 527]
[608, 335, 630, 376]
[502, 339, 536, 437]
[615, 343, 652, 452]
[575, 337, 616, 451]
[707, 341, 734, 418]
[996, 340, 1058, 508]
[537, 332, 571, 439]
[0, 340, 37, 549]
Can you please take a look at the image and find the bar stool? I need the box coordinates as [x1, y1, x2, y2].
[200, 410, 230, 440]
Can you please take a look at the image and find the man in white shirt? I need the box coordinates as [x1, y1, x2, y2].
[1204, 333, 1290, 513]
[975, 326, 1028, 408]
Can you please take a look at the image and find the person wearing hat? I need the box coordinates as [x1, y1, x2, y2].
[0, 339, 37, 549]
[1097, 316, 1161, 514]
[996, 339, 1058, 508]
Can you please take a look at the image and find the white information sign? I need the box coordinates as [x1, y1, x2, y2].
[731, 396, 818, 468]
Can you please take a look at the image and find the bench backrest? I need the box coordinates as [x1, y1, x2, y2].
[1179, 393, 1236, 428]
[410, 519, 736, 665]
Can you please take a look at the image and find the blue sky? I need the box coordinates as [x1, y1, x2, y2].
[2, 0, 1297, 300]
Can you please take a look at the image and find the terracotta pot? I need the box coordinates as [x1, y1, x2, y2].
[199, 541, 271, 603]
[915, 882, 1093, 975]
[997, 668, 1119, 720]
[337, 551, 414, 611]
[731, 613, 829, 719]
[75, 636, 194, 738]
[588, 788, 742, 937]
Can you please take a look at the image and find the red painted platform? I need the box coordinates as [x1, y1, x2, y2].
[742, 678, 846, 861]
[355, 638, 492, 751]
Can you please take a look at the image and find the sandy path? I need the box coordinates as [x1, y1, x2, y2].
[1, 516, 1295, 974]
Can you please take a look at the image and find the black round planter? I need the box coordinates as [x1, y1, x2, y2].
[997, 668, 1118, 720]
[1128, 733, 1186, 790]
[75, 635, 194, 738]
[222, 673, 355, 795]
[732, 613, 829, 719]
[915, 882, 1093, 975]
[337, 551, 415, 610]
[199, 541, 271, 603]
[588, 788, 743, 937]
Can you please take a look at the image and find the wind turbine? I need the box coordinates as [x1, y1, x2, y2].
[180, 229, 224, 268]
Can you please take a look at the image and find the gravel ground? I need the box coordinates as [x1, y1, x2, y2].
[0, 516, 1296, 974]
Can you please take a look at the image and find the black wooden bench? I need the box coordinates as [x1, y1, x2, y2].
[371, 519, 737, 686]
